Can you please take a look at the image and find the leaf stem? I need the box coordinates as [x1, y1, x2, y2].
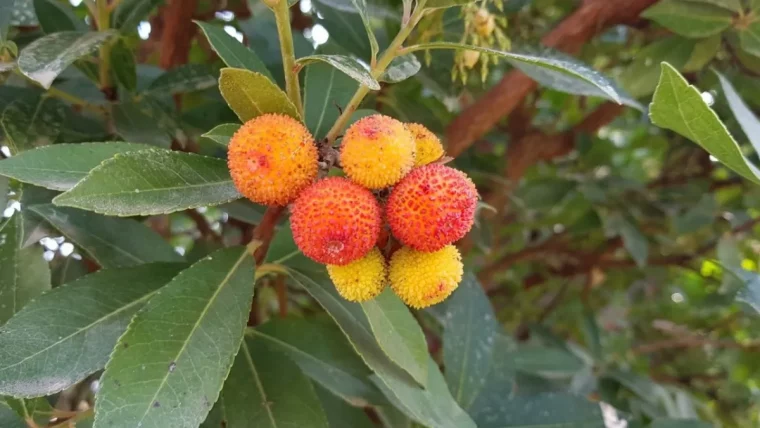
[323, 0, 427, 144]
[272, 0, 304, 117]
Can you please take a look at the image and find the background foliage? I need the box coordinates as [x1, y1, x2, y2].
[1, 0, 760, 427]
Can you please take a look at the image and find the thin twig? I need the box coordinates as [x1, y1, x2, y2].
[186, 209, 221, 242]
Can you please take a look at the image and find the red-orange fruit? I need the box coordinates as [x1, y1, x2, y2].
[227, 114, 318, 206]
[290, 177, 382, 265]
[386, 164, 478, 252]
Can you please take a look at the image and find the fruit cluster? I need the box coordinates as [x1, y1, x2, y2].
[228, 113, 478, 308]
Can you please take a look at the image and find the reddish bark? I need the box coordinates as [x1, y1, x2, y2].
[159, 0, 199, 69]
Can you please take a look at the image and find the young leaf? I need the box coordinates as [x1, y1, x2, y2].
[312, 1, 372, 58]
[17, 31, 116, 89]
[304, 62, 357, 139]
[9, 0, 38, 26]
[110, 39, 137, 93]
[650, 63, 760, 185]
[146, 64, 217, 96]
[361, 289, 429, 387]
[405, 43, 629, 108]
[195, 21, 272, 80]
[0, 214, 51, 325]
[251, 318, 386, 406]
[113, 0, 163, 31]
[380, 54, 421, 83]
[94, 247, 255, 428]
[642, 0, 733, 38]
[0, 264, 183, 397]
[218, 68, 300, 122]
[201, 123, 240, 147]
[217, 337, 330, 428]
[30, 205, 183, 268]
[298, 55, 380, 90]
[439, 273, 499, 410]
[716, 71, 760, 155]
[33, 0, 86, 33]
[53, 150, 240, 216]
[0, 143, 154, 191]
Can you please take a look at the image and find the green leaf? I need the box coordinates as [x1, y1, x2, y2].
[0, 214, 51, 325]
[345, 0, 378, 61]
[642, 0, 733, 38]
[110, 39, 137, 93]
[407, 43, 627, 108]
[113, 0, 163, 31]
[218, 68, 300, 122]
[473, 392, 604, 427]
[606, 213, 649, 268]
[1, 97, 66, 154]
[0, 143, 153, 191]
[0, 177, 7, 214]
[361, 288, 428, 387]
[202, 123, 240, 147]
[304, 62, 357, 139]
[0, 263, 183, 397]
[31, 204, 183, 268]
[9, 0, 38, 26]
[684, 0, 742, 12]
[739, 21, 760, 58]
[439, 273, 499, 410]
[467, 335, 518, 426]
[18, 184, 57, 248]
[0, 0, 13, 41]
[371, 359, 477, 428]
[113, 99, 177, 149]
[146, 64, 217, 95]
[298, 55, 380, 90]
[684, 35, 721, 72]
[5, 397, 53, 426]
[17, 31, 116, 89]
[251, 318, 385, 406]
[94, 247, 255, 428]
[217, 336, 330, 428]
[650, 419, 713, 428]
[650, 62, 760, 185]
[315, 383, 375, 428]
[53, 150, 240, 216]
[312, 0, 372, 58]
[734, 269, 760, 314]
[195, 21, 272, 80]
[716, 71, 760, 155]
[0, 400, 25, 428]
[33, 0, 86, 33]
[380, 54, 421, 83]
[424, 0, 473, 10]
[511, 346, 586, 377]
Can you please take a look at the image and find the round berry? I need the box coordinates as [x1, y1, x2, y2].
[327, 248, 387, 302]
[389, 245, 463, 309]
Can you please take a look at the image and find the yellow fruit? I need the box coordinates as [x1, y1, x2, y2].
[227, 114, 318, 205]
[340, 114, 416, 189]
[406, 123, 445, 166]
[389, 245, 463, 309]
[327, 248, 387, 302]
[462, 50, 480, 69]
[474, 9, 495, 37]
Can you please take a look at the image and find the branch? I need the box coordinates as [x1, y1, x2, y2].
[252, 205, 286, 265]
[445, 0, 659, 157]
[159, 0, 199, 69]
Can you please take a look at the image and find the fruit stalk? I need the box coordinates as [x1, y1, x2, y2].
[272, 0, 304, 117]
[323, 0, 428, 144]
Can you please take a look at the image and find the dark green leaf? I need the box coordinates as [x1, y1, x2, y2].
[362, 288, 428, 387]
[50, 255, 89, 287]
[1, 97, 67, 154]
[298, 55, 380, 90]
[53, 150, 240, 216]
[146, 64, 217, 95]
[650, 63, 760, 185]
[195, 21, 272, 80]
[201, 123, 240, 147]
[17, 31, 116, 89]
[33, 0, 86, 33]
[473, 392, 604, 427]
[716, 71, 760, 154]
[113, 99, 178, 149]
[440, 273, 499, 410]
[619, 37, 697, 98]
[739, 21, 760, 58]
[512, 346, 586, 377]
[218, 68, 300, 122]
[251, 318, 385, 406]
[110, 39, 137, 93]
[5, 397, 53, 426]
[217, 336, 329, 428]
[314, 383, 375, 428]
[312, 0, 372, 58]
[606, 214, 648, 267]
[345, 0, 378, 60]
[0, 143, 153, 191]
[113, 0, 163, 31]
[0, 264, 183, 397]
[31, 204, 183, 268]
[304, 62, 357, 139]
[95, 247, 255, 428]
[18, 184, 57, 248]
[467, 335, 518, 426]
[642, 0, 733, 38]
[9, 0, 38, 26]
[734, 269, 760, 314]
[0, 0, 13, 41]
[0, 400, 25, 428]
[650, 419, 713, 428]
[380, 54, 421, 83]
[0, 214, 51, 325]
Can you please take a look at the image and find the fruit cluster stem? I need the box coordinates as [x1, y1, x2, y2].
[323, 0, 427, 145]
[272, 0, 304, 117]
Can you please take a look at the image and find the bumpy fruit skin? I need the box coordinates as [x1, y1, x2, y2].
[227, 114, 318, 205]
[291, 177, 382, 265]
[341, 114, 416, 189]
[327, 248, 387, 302]
[389, 245, 463, 309]
[406, 123, 445, 167]
[386, 164, 478, 252]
